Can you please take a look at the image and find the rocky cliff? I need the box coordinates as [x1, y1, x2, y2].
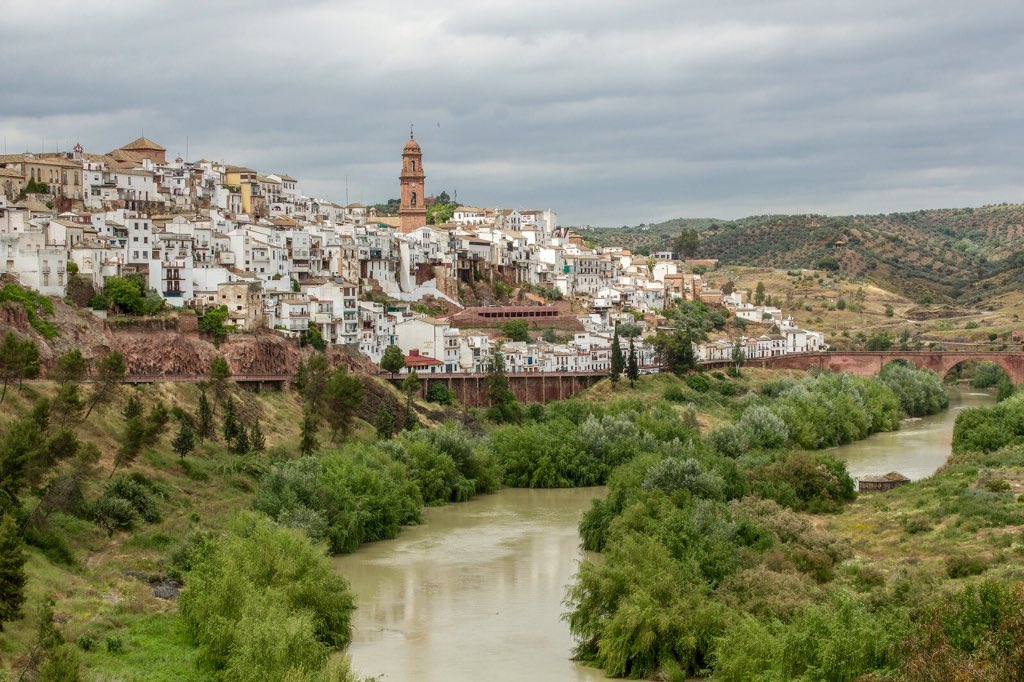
[0, 298, 374, 377]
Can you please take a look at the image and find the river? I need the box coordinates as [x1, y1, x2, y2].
[333, 487, 607, 682]
[334, 387, 991, 681]
[832, 385, 996, 481]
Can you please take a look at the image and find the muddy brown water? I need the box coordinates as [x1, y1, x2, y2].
[334, 487, 607, 682]
[832, 386, 996, 481]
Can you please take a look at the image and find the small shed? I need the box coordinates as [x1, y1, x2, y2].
[858, 472, 910, 493]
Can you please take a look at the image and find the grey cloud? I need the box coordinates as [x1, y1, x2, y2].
[2, 0, 1023, 224]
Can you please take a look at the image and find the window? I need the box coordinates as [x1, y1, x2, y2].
[411, 191, 417, 207]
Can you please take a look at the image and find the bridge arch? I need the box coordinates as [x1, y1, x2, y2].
[751, 352, 1024, 384]
[937, 356, 1019, 385]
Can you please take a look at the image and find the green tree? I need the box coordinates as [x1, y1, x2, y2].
[299, 409, 319, 456]
[172, 420, 195, 459]
[380, 344, 406, 377]
[609, 327, 624, 384]
[198, 305, 230, 345]
[104, 276, 145, 315]
[485, 350, 521, 423]
[501, 319, 530, 342]
[222, 396, 240, 443]
[0, 512, 27, 630]
[0, 332, 39, 403]
[321, 369, 364, 442]
[296, 353, 331, 408]
[233, 425, 250, 455]
[402, 371, 421, 430]
[122, 394, 143, 421]
[674, 228, 700, 259]
[250, 421, 266, 453]
[0, 418, 44, 512]
[84, 350, 126, 419]
[754, 281, 766, 306]
[209, 355, 232, 410]
[196, 391, 214, 441]
[375, 405, 395, 439]
[732, 339, 746, 371]
[303, 325, 326, 352]
[626, 337, 639, 388]
[722, 280, 735, 296]
[52, 349, 87, 387]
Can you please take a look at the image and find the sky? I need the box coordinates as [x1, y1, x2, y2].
[4, 0, 1024, 226]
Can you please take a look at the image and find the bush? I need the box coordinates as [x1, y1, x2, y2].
[946, 554, 989, 578]
[425, 382, 454, 405]
[178, 512, 356, 678]
[254, 449, 422, 553]
[686, 374, 711, 393]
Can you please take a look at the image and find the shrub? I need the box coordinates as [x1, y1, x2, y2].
[737, 405, 789, 449]
[425, 382, 454, 405]
[946, 554, 989, 579]
[178, 512, 356, 678]
[686, 374, 711, 393]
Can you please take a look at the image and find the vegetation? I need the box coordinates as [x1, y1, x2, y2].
[197, 305, 232, 345]
[102, 275, 164, 316]
[609, 326, 624, 384]
[0, 332, 40, 403]
[0, 282, 58, 338]
[380, 344, 405, 376]
[581, 204, 1024, 304]
[500, 319, 530, 342]
[563, 365, 972, 679]
[178, 512, 358, 680]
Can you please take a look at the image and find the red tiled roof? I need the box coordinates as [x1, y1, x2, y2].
[404, 354, 443, 366]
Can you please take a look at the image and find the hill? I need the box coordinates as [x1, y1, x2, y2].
[580, 204, 1024, 304]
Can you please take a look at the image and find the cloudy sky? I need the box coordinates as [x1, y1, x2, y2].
[4, 0, 1023, 225]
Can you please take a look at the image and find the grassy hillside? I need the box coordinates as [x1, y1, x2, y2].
[0, 378, 390, 680]
[581, 204, 1024, 304]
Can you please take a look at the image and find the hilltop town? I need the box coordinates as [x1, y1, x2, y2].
[0, 134, 825, 374]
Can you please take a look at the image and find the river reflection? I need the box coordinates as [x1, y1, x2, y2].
[334, 487, 607, 682]
[832, 386, 996, 481]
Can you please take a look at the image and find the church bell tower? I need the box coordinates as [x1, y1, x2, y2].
[399, 128, 426, 233]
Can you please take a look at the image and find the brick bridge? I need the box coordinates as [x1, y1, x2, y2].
[119, 370, 607, 407]
[749, 351, 1024, 384]
[409, 371, 607, 407]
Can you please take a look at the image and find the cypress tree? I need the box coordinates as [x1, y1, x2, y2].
[299, 409, 319, 456]
[233, 426, 250, 455]
[375, 405, 395, 440]
[222, 397, 240, 444]
[172, 421, 195, 459]
[196, 392, 214, 442]
[627, 337, 639, 388]
[249, 421, 266, 454]
[609, 326, 624, 384]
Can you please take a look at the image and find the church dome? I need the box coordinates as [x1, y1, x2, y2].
[404, 138, 421, 152]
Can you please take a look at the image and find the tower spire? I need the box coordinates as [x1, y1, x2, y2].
[410, 123, 414, 139]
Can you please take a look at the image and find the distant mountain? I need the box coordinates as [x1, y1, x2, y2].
[580, 205, 1024, 304]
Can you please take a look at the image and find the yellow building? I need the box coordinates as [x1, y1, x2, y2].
[223, 165, 259, 215]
